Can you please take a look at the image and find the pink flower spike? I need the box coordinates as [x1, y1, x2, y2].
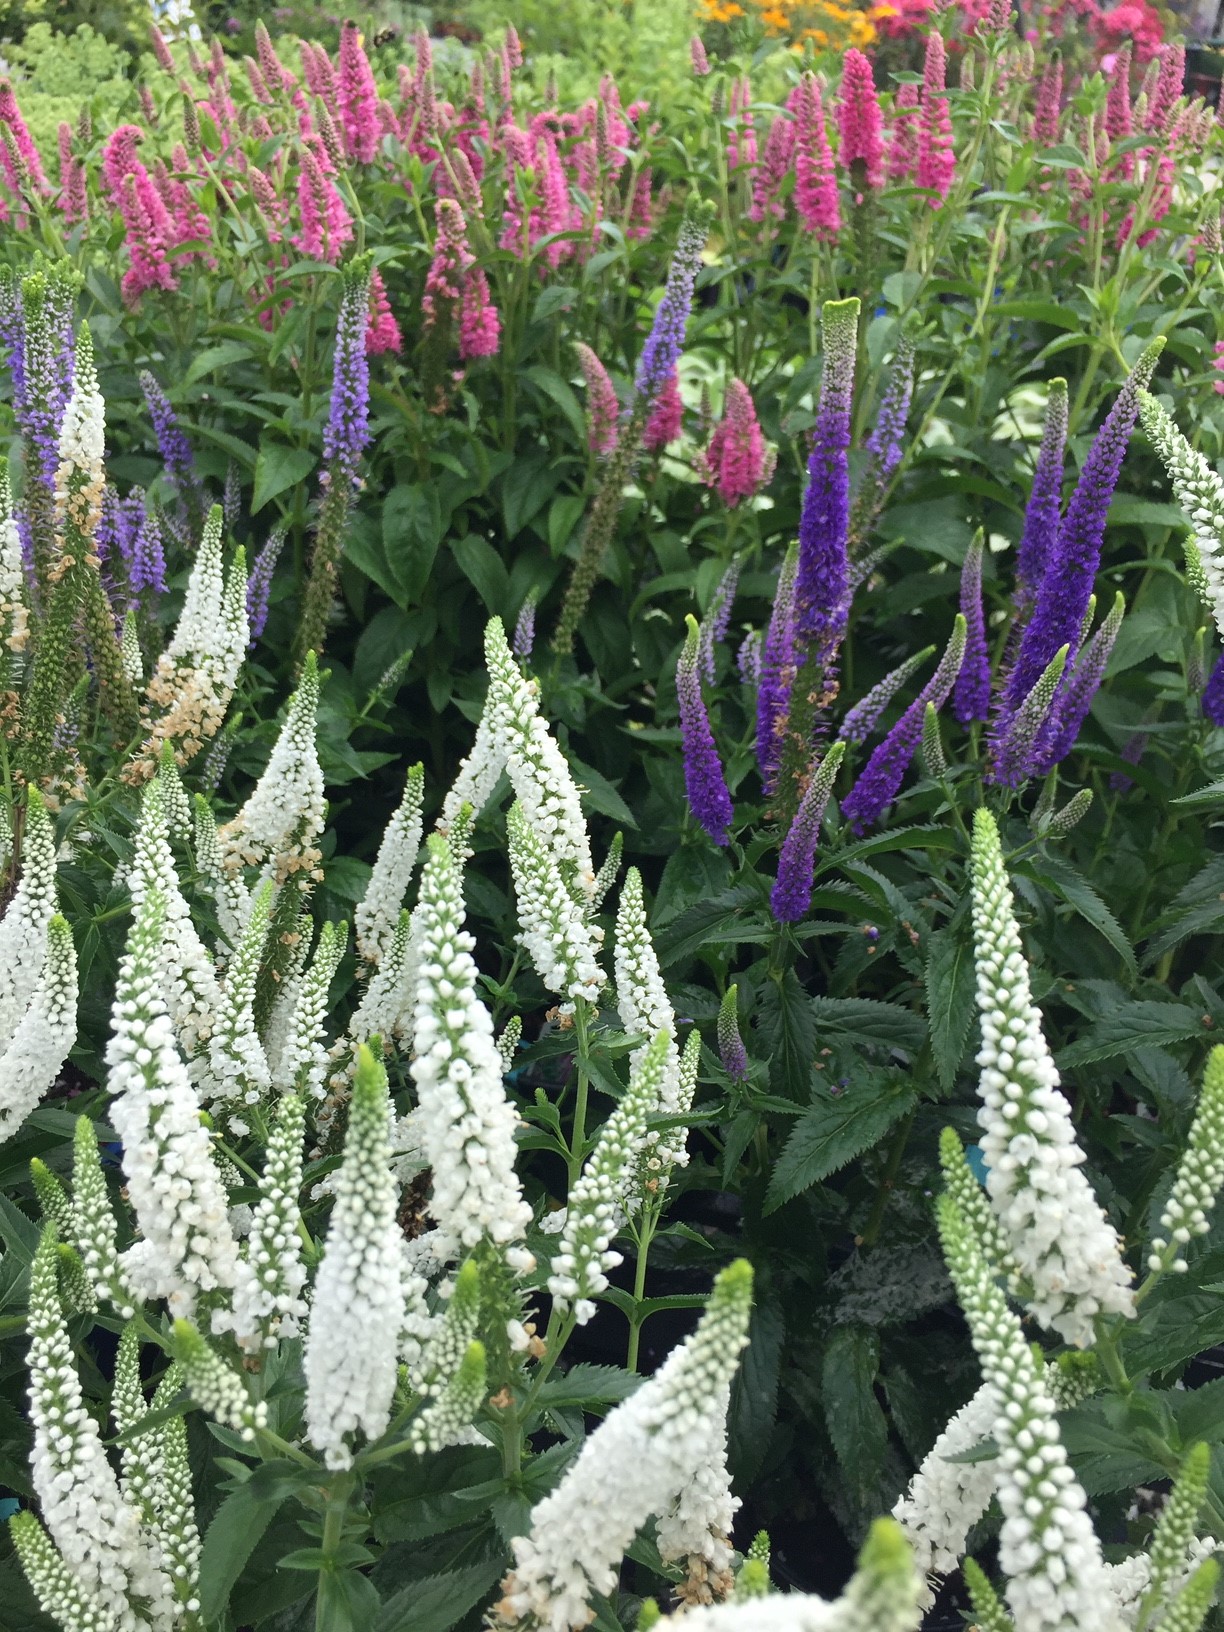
[691, 36, 711, 76]
[0, 79, 48, 194]
[366, 268, 402, 355]
[1146, 42, 1185, 134]
[574, 342, 620, 458]
[1105, 40, 1133, 141]
[339, 19, 381, 163]
[643, 369, 683, 452]
[888, 84, 920, 180]
[790, 74, 840, 239]
[839, 49, 884, 191]
[459, 266, 501, 359]
[1031, 54, 1063, 147]
[749, 114, 795, 224]
[916, 32, 955, 205]
[701, 379, 773, 507]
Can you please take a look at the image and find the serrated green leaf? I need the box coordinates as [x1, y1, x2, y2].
[822, 1326, 888, 1511]
[536, 1365, 641, 1410]
[376, 1559, 504, 1632]
[198, 1481, 287, 1624]
[1020, 853, 1136, 977]
[809, 996, 927, 1056]
[1056, 1002, 1208, 1067]
[765, 1075, 916, 1213]
[925, 923, 976, 1091]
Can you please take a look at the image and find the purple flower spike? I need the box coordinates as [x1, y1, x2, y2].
[1205, 651, 1224, 727]
[634, 197, 714, 409]
[246, 525, 286, 645]
[717, 985, 749, 1083]
[1008, 341, 1163, 713]
[989, 644, 1069, 789]
[1015, 378, 1067, 607]
[322, 261, 373, 492]
[771, 739, 846, 922]
[756, 545, 799, 794]
[140, 370, 204, 516]
[794, 298, 859, 653]
[842, 646, 935, 743]
[130, 506, 166, 596]
[954, 531, 990, 725]
[513, 593, 537, 660]
[679, 612, 733, 844]
[1033, 591, 1125, 770]
[864, 335, 914, 484]
[840, 614, 966, 833]
[738, 630, 762, 687]
[700, 558, 740, 683]
[95, 485, 121, 567]
[117, 489, 145, 568]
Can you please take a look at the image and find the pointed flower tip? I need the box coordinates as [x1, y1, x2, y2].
[715, 1257, 754, 1303]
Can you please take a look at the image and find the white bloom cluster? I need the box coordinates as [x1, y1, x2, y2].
[71, 1117, 134, 1316]
[440, 705, 508, 834]
[349, 907, 415, 1048]
[409, 835, 532, 1259]
[656, 1391, 739, 1606]
[303, 1043, 404, 1469]
[969, 809, 1134, 1346]
[409, 1340, 487, 1454]
[54, 325, 106, 545]
[1139, 393, 1224, 639]
[113, 1332, 202, 1620]
[356, 762, 425, 964]
[413, 1257, 481, 1397]
[498, 1259, 753, 1632]
[0, 463, 29, 656]
[128, 779, 220, 1055]
[590, 832, 624, 913]
[506, 803, 605, 1008]
[892, 1380, 999, 1604]
[696, 1519, 921, 1632]
[483, 617, 596, 901]
[1150, 1047, 1224, 1274]
[1105, 1538, 1220, 1630]
[170, 1319, 267, 1440]
[106, 886, 238, 1315]
[938, 1194, 1115, 1632]
[274, 920, 344, 1097]
[225, 1094, 308, 1352]
[202, 879, 272, 1111]
[938, 1127, 1017, 1283]
[10, 1509, 119, 1632]
[136, 505, 249, 777]
[192, 796, 250, 947]
[219, 654, 325, 886]
[497, 1015, 523, 1072]
[0, 913, 77, 1142]
[26, 1227, 175, 1631]
[549, 1032, 671, 1323]
[615, 868, 686, 1181]
[0, 789, 58, 1048]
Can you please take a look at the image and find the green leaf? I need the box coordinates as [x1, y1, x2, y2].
[1056, 1002, 1209, 1067]
[1020, 854, 1136, 977]
[728, 1296, 783, 1489]
[809, 996, 927, 1056]
[502, 452, 563, 540]
[198, 1481, 287, 1624]
[383, 484, 445, 606]
[376, 1560, 504, 1632]
[655, 886, 772, 968]
[451, 534, 511, 612]
[536, 1365, 641, 1410]
[182, 341, 254, 387]
[755, 968, 817, 1103]
[822, 1325, 888, 1510]
[251, 441, 315, 514]
[523, 365, 587, 447]
[1144, 857, 1224, 960]
[765, 1075, 916, 1213]
[567, 755, 637, 828]
[925, 923, 976, 1091]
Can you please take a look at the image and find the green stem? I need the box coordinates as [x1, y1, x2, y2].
[859, 1107, 915, 1249]
[315, 1471, 356, 1632]
[626, 1207, 659, 1374]
[567, 1002, 592, 1188]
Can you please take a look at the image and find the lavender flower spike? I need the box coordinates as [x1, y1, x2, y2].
[140, 371, 205, 523]
[717, 985, 749, 1083]
[130, 506, 166, 597]
[700, 557, 740, 683]
[1007, 339, 1163, 712]
[794, 298, 859, 652]
[1014, 377, 1067, 607]
[1206, 651, 1224, 727]
[841, 614, 967, 833]
[863, 334, 915, 485]
[678, 613, 733, 844]
[321, 258, 373, 493]
[756, 545, 798, 794]
[954, 530, 990, 725]
[990, 644, 1070, 789]
[513, 593, 537, 660]
[771, 739, 846, 922]
[842, 646, 935, 743]
[634, 196, 715, 409]
[1034, 591, 1125, 772]
[246, 526, 286, 646]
